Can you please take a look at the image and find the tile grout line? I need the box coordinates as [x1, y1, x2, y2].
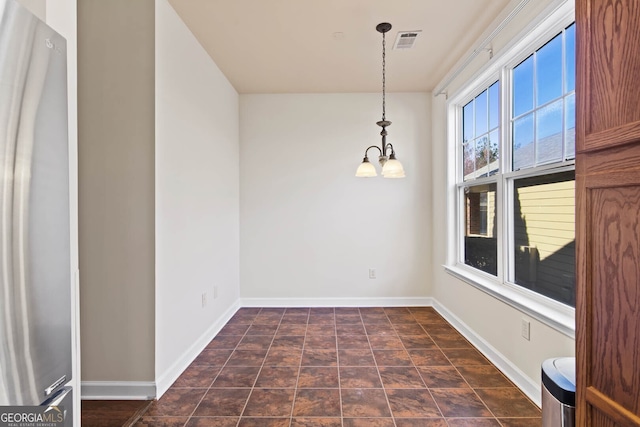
[418, 309, 503, 424]
[450, 360, 502, 422]
[441, 324, 504, 423]
[212, 314, 250, 427]
[406, 309, 447, 422]
[236, 308, 284, 425]
[286, 309, 308, 427]
[172, 311, 253, 426]
[122, 400, 154, 427]
[333, 309, 344, 427]
[423, 311, 480, 425]
[374, 309, 399, 427]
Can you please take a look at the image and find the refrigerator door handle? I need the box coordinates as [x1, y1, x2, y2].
[44, 375, 67, 397]
[44, 387, 72, 409]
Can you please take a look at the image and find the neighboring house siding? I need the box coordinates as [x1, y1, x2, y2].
[488, 190, 496, 237]
[465, 184, 497, 275]
[514, 173, 575, 305]
[466, 185, 496, 237]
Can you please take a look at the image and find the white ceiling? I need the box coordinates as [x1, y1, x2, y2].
[168, 0, 512, 94]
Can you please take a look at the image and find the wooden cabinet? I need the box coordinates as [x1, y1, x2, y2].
[576, 1, 640, 425]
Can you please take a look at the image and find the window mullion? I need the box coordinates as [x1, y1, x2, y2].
[496, 167, 505, 283]
[502, 68, 513, 175]
[456, 105, 467, 266]
[532, 49, 538, 168]
[504, 177, 515, 284]
[457, 186, 466, 265]
[500, 67, 510, 284]
[561, 29, 567, 161]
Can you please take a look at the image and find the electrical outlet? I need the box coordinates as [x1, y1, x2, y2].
[521, 319, 530, 341]
[369, 269, 376, 279]
[213, 286, 218, 299]
[202, 292, 207, 308]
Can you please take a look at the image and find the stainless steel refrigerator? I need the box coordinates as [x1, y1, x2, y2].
[0, 0, 73, 424]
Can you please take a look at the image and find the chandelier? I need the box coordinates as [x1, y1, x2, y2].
[355, 22, 405, 178]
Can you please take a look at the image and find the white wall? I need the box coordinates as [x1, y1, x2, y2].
[430, 0, 575, 403]
[155, 0, 240, 395]
[240, 93, 431, 304]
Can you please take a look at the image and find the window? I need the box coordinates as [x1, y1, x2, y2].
[513, 171, 575, 306]
[463, 82, 500, 180]
[464, 184, 497, 275]
[452, 21, 576, 312]
[512, 26, 576, 171]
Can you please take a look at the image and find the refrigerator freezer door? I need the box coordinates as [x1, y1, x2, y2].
[0, 0, 72, 405]
[42, 387, 73, 427]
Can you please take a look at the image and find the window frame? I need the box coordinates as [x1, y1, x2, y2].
[445, 1, 576, 338]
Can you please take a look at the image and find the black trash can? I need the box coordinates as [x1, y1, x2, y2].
[541, 357, 575, 427]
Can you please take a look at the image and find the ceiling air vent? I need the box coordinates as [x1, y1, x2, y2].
[393, 30, 421, 50]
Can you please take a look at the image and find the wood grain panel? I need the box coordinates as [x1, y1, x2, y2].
[585, 1, 640, 139]
[590, 409, 623, 427]
[582, 138, 640, 177]
[587, 387, 640, 426]
[590, 186, 640, 415]
[575, 0, 589, 155]
[584, 121, 640, 152]
[575, 165, 591, 427]
[576, 0, 640, 425]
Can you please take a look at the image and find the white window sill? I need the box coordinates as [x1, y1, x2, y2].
[444, 264, 575, 339]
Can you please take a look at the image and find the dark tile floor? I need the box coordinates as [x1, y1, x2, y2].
[133, 307, 541, 426]
[82, 400, 152, 426]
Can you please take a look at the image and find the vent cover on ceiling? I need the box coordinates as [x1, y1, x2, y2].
[393, 30, 421, 49]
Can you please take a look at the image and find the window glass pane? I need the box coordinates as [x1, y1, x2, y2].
[475, 90, 488, 136]
[463, 142, 475, 180]
[565, 93, 575, 159]
[565, 24, 575, 93]
[536, 34, 563, 106]
[489, 82, 499, 130]
[513, 55, 534, 117]
[536, 99, 563, 164]
[513, 113, 534, 170]
[475, 137, 488, 176]
[463, 101, 474, 143]
[488, 129, 499, 176]
[464, 183, 498, 276]
[513, 171, 575, 307]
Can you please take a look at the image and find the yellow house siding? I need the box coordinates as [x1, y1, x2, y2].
[515, 180, 574, 259]
[514, 172, 575, 305]
[488, 190, 496, 237]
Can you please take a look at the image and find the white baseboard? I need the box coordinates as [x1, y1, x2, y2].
[431, 298, 542, 407]
[81, 381, 156, 400]
[154, 300, 241, 398]
[240, 296, 434, 307]
[81, 300, 241, 401]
